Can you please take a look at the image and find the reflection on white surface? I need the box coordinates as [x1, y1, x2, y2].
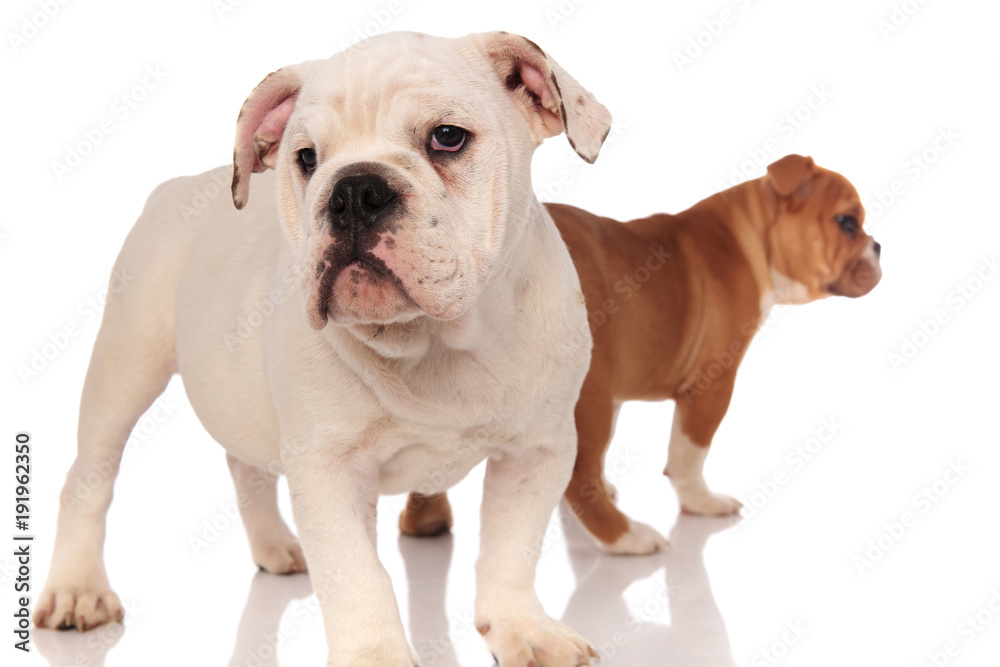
[19, 383, 1000, 667]
[29, 506, 743, 667]
[558, 509, 737, 667]
[227, 572, 314, 667]
[33, 622, 123, 667]
[396, 511, 740, 667]
[399, 532, 462, 667]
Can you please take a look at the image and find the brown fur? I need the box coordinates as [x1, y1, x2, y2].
[401, 156, 881, 548]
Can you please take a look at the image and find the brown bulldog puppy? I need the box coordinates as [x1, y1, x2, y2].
[401, 154, 882, 554]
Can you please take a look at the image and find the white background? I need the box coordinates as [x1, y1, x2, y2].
[2, 1, 999, 666]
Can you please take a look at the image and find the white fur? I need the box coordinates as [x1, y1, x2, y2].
[603, 520, 669, 555]
[860, 239, 883, 281]
[770, 268, 812, 305]
[35, 32, 611, 666]
[664, 414, 743, 516]
[758, 289, 776, 329]
[760, 287, 777, 312]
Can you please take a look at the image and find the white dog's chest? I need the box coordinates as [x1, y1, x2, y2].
[377, 433, 490, 495]
[163, 165, 588, 491]
[297, 351, 524, 494]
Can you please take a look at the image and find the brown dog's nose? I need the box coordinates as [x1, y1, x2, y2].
[329, 174, 397, 233]
[873, 241, 882, 257]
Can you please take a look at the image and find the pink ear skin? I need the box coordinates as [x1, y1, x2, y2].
[766, 154, 816, 197]
[231, 63, 312, 210]
[251, 96, 297, 171]
[516, 61, 564, 137]
[482, 31, 612, 164]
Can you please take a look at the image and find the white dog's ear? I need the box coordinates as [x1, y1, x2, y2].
[766, 154, 816, 197]
[231, 62, 314, 210]
[480, 32, 612, 164]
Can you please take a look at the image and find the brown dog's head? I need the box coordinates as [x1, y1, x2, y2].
[763, 154, 882, 302]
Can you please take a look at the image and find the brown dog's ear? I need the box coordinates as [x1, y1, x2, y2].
[479, 32, 612, 164]
[766, 154, 816, 197]
[231, 61, 316, 210]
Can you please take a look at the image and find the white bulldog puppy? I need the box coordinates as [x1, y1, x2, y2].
[33, 31, 612, 667]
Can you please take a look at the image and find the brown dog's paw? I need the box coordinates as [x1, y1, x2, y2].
[399, 493, 453, 537]
[602, 520, 669, 556]
[680, 492, 743, 516]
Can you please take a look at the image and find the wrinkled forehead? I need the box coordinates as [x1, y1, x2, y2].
[295, 33, 496, 129]
[809, 167, 863, 212]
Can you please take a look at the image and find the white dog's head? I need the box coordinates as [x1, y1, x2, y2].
[230, 31, 611, 334]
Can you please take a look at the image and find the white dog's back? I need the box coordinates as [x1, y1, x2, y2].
[105, 168, 285, 467]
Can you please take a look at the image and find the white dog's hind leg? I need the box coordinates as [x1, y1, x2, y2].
[34, 311, 174, 631]
[226, 454, 306, 574]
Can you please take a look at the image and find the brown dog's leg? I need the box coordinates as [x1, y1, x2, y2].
[666, 376, 743, 515]
[565, 388, 668, 555]
[399, 492, 454, 537]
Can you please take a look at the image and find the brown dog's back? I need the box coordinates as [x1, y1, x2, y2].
[546, 201, 761, 403]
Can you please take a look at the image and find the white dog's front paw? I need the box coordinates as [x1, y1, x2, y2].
[679, 491, 743, 516]
[602, 520, 670, 556]
[33, 578, 124, 631]
[479, 615, 596, 666]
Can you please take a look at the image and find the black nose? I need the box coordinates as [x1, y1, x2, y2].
[329, 174, 397, 233]
[873, 241, 882, 257]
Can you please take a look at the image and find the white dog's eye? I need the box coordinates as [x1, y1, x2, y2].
[430, 125, 467, 152]
[297, 148, 318, 174]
